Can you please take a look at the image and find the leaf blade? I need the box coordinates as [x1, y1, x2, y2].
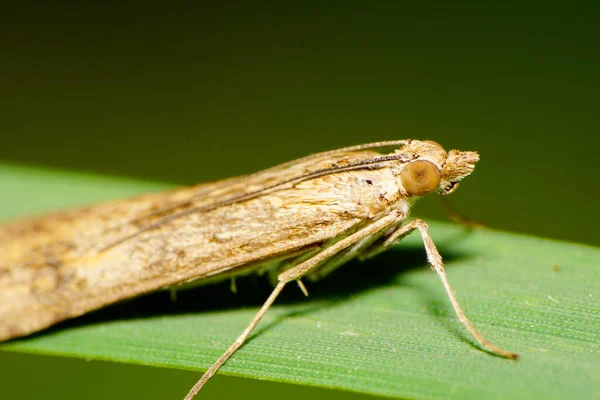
[1, 164, 598, 400]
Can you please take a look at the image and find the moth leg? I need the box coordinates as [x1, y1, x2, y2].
[360, 218, 519, 360]
[278, 210, 405, 283]
[184, 210, 405, 399]
[305, 224, 396, 282]
[169, 287, 178, 303]
[184, 281, 287, 400]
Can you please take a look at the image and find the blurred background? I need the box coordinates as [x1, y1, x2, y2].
[1, 2, 598, 399]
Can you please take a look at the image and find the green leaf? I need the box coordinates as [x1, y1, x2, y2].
[1, 164, 598, 400]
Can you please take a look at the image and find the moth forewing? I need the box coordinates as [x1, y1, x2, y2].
[0, 139, 519, 400]
[0, 141, 412, 340]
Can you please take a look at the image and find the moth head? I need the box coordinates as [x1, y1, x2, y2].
[438, 148, 479, 195]
[397, 140, 479, 197]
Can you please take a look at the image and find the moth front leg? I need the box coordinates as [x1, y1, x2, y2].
[359, 218, 519, 360]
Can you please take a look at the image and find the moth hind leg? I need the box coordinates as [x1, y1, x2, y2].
[185, 210, 406, 399]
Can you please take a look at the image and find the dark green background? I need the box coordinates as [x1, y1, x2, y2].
[1, 2, 598, 399]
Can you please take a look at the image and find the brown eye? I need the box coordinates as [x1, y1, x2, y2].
[401, 160, 441, 196]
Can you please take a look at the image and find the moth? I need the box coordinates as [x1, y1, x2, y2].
[0, 139, 518, 399]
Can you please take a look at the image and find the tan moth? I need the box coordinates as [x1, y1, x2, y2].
[0, 139, 519, 398]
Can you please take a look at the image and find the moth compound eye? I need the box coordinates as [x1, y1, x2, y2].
[401, 160, 441, 196]
[423, 140, 444, 149]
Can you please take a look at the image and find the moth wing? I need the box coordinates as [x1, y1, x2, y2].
[0, 148, 391, 340]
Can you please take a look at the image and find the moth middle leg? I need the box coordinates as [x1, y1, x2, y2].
[184, 210, 406, 399]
